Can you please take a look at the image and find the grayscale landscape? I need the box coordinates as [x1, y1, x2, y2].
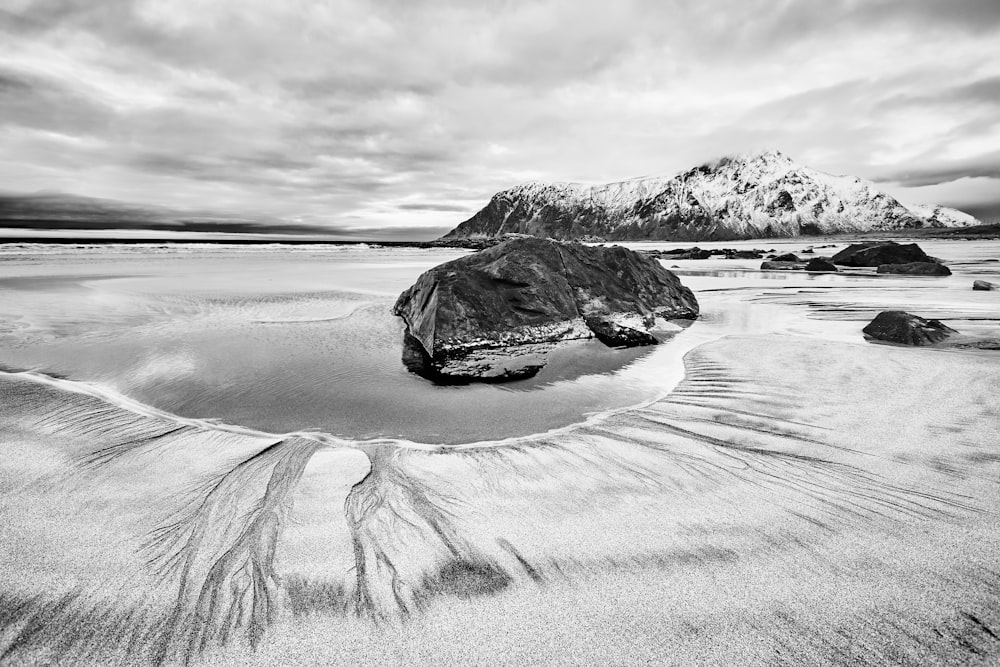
[2, 2, 999, 666]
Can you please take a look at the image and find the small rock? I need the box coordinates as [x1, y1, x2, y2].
[876, 262, 952, 276]
[585, 316, 659, 347]
[760, 261, 804, 271]
[805, 257, 838, 272]
[862, 310, 957, 346]
[973, 280, 996, 290]
[771, 253, 801, 262]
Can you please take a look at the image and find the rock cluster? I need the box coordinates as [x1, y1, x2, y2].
[642, 247, 773, 260]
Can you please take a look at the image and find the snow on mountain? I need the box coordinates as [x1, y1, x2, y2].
[442, 150, 981, 241]
[905, 203, 980, 228]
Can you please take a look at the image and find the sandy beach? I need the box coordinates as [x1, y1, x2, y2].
[1, 239, 999, 665]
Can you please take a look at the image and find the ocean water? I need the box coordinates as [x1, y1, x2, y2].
[0, 239, 997, 445]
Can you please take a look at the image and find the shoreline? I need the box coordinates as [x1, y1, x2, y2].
[0, 222, 998, 247]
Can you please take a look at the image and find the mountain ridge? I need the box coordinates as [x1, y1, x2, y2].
[442, 151, 980, 242]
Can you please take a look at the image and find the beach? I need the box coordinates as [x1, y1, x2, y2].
[1, 238, 999, 665]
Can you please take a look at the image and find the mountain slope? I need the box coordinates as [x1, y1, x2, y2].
[443, 151, 980, 241]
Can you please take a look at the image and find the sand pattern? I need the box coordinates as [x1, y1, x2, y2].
[2, 329, 998, 665]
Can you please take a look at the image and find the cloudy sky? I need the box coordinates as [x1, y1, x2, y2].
[2, 0, 999, 238]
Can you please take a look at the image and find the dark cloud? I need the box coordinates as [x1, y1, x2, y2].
[875, 150, 1000, 187]
[0, 67, 115, 136]
[960, 202, 1000, 222]
[878, 75, 1000, 111]
[396, 203, 471, 213]
[859, 0, 1000, 33]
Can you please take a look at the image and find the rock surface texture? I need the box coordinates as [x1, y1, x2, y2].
[393, 237, 699, 382]
[441, 151, 980, 242]
[876, 262, 952, 276]
[805, 257, 838, 272]
[862, 311, 957, 346]
[760, 260, 806, 271]
[831, 241, 934, 267]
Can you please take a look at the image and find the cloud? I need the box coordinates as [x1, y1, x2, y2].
[1, 0, 999, 236]
[875, 150, 1000, 187]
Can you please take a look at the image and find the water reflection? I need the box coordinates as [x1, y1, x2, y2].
[1, 240, 997, 445]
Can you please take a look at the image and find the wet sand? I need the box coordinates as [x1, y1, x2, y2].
[1, 239, 999, 665]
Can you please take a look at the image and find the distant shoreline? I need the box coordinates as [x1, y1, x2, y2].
[1, 222, 997, 246]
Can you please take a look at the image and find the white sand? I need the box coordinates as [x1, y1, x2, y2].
[1, 239, 999, 665]
[1, 331, 998, 665]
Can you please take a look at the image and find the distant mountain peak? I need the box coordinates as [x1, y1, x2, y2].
[443, 153, 980, 242]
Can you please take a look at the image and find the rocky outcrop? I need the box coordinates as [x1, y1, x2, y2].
[441, 151, 980, 242]
[771, 253, 801, 262]
[805, 257, 838, 272]
[831, 241, 933, 267]
[862, 311, 957, 346]
[392, 237, 699, 383]
[876, 262, 952, 276]
[973, 280, 996, 291]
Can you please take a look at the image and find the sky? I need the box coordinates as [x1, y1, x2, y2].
[1, 0, 999, 239]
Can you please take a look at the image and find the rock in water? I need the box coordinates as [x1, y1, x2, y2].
[973, 280, 996, 291]
[862, 310, 957, 346]
[760, 260, 804, 271]
[876, 262, 952, 276]
[392, 237, 699, 383]
[771, 253, 801, 262]
[831, 241, 932, 267]
[804, 257, 838, 272]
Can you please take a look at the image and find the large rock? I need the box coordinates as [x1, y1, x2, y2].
[831, 241, 932, 267]
[876, 262, 952, 276]
[862, 310, 957, 346]
[393, 237, 699, 382]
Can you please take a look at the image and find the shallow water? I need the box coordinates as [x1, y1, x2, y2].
[0, 240, 998, 445]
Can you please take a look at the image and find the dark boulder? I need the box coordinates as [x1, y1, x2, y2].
[771, 253, 801, 262]
[973, 280, 996, 291]
[805, 257, 838, 272]
[876, 262, 952, 276]
[725, 249, 765, 259]
[862, 310, 957, 346]
[760, 260, 804, 270]
[392, 237, 699, 383]
[831, 241, 932, 267]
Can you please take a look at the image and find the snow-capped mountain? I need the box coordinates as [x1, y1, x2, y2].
[905, 203, 980, 228]
[442, 151, 980, 241]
